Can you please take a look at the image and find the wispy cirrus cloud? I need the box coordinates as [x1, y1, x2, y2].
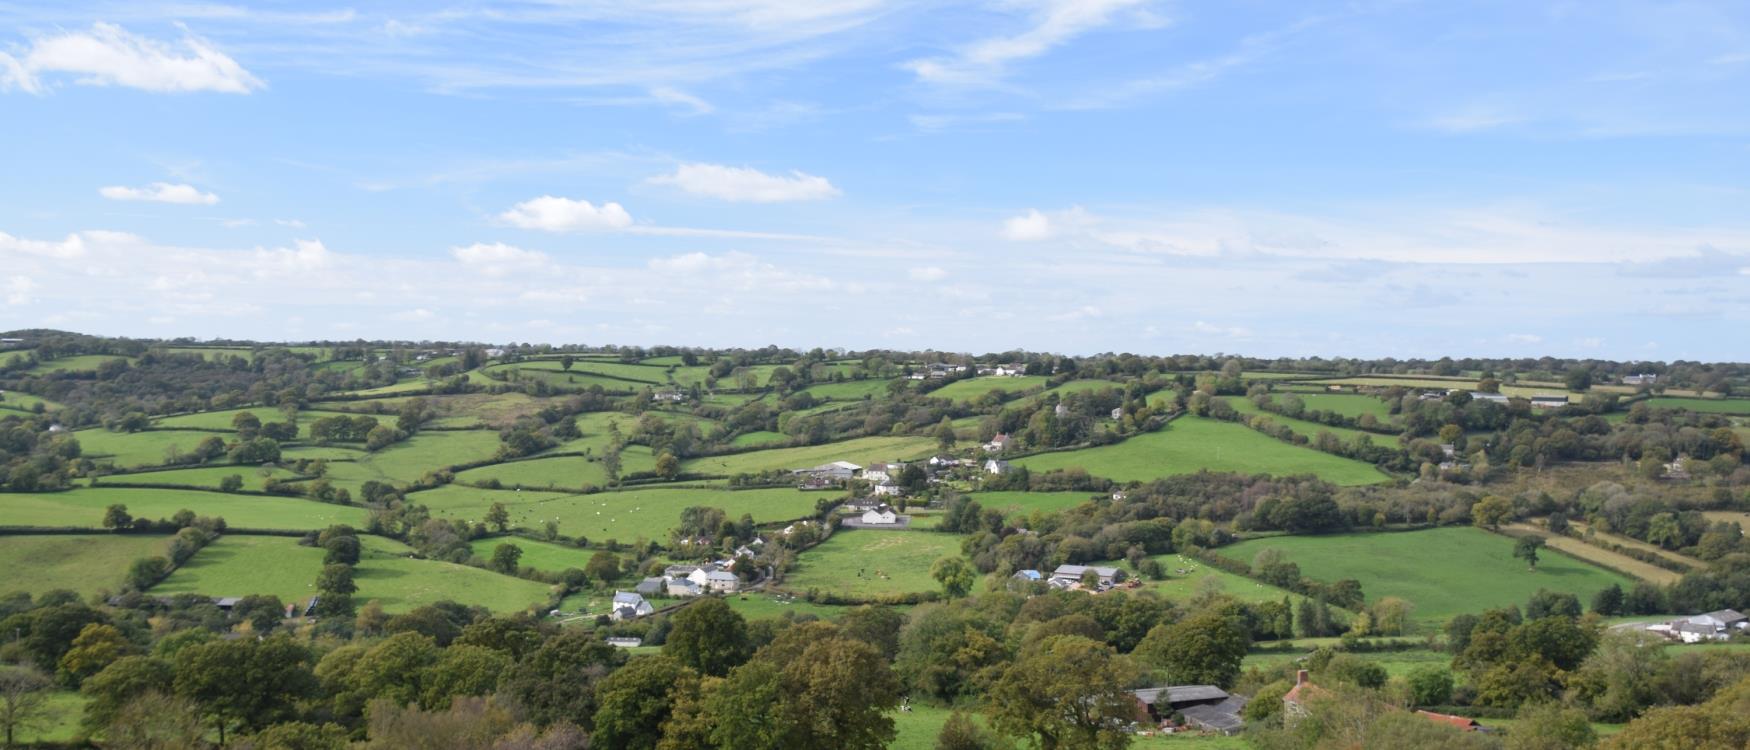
[1, 23, 262, 94]
[99, 182, 220, 205]
[647, 163, 840, 203]
[903, 0, 1158, 85]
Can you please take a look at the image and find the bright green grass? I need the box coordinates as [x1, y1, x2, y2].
[0, 487, 368, 530]
[1011, 379, 1128, 408]
[681, 435, 938, 476]
[783, 530, 965, 598]
[353, 536, 554, 614]
[928, 375, 1050, 401]
[466, 536, 593, 573]
[23, 354, 130, 374]
[1641, 397, 1750, 414]
[1242, 647, 1449, 677]
[97, 465, 304, 491]
[0, 390, 62, 412]
[1311, 377, 1579, 403]
[0, 534, 170, 598]
[1014, 418, 1389, 485]
[1224, 397, 1375, 444]
[721, 593, 865, 622]
[455, 446, 656, 490]
[1224, 527, 1635, 626]
[967, 491, 1098, 518]
[153, 407, 359, 430]
[308, 430, 505, 493]
[153, 534, 326, 605]
[729, 431, 789, 448]
[544, 360, 670, 384]
[10, 688, 85, 744]
[888, 704, 1244, 750]
[801, 379, 894, 400]
[480, 364, 643, 392]
[412, 485, 821, 545]
[71, 429, 219, 468]
[1112, 553, 1313, 608]
[672, 364, 780, 388]
[280, 445, 371, 461]
[160, 347, 257, 361]
[1295, 393, 1393, 420]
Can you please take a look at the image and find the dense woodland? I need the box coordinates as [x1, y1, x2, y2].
[1, 330, 1748, 748]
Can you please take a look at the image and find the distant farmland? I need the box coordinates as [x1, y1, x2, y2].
[1015, 417, 1389, 485]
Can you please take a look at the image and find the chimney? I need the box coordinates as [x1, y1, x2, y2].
[1296, 669, 1309, 686]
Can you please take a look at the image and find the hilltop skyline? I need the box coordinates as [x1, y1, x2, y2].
[3, 1, 1749, 359]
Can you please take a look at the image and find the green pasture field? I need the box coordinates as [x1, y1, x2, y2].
[153, 534, 327, 605]
[1242, 647, 1449, 677]
[19, 354, 131, 374]
[681, 435, 938, 476]
[1294, 393, 1393, 420]
[0, 534, 170, 598]
[928, 375, 1050, 401]
[1224, 527, 1635, 626]
[95, 465, 305, 491]
[280, 445, 371, 461]
[9, 688, 86, 745]
[1223, 397, 1376, 444]
[888, 704, 1245, 750]
[455, 446, 657, 491]
[1310, 377, 1578, 403]
[0, 390, 62, 412]
[152, 407, 359, 430]
[1641, 397, 1750, 414]
[783, 530, 965, 598]
[967, 491, 1099, 518]
[729, 431, 789, 448]
[159, 347, 257, 361]
[316, 392, 562, 427]
[537, 359, 669, 384]
[671, 364, 779, 388]
[310, 430, 505, 492]
[0, 487, 368, 530]
[480, 363, 643, 392]
[413, 485, 821, 544]
[800, 379, 894, 400]
[466, 536, 592, 573]
[1014, 418, 1390, 486]
[721, 593, 864, 622]
[1103, 553, 1315, 609]
[71, 428, 218, 468]
[353, 536, 554, 614]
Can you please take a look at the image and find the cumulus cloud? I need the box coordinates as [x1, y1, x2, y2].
[5, 276, 35, 305]
[909, 266, 948, 282]
[99, 182, 220, 205]
[1002, 209, 1055, 241]
[3, 23, 263, 94]
[648, 163, 840, 203]
[250, 239, 332, 276]
[498, 196, 633, 231]
[451, 242, 550, 277]
[0, 231, 85, 258]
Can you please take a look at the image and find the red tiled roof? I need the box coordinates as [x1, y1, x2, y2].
[1416, 711, 1481, 731]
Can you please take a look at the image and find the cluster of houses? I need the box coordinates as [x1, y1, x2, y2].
[1623, 373, 1659, 386]
[1645, 609, 1748, 643]
[1415, 389, 1568, 409]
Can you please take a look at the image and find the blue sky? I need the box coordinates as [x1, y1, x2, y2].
[1, 1, 1747, 360]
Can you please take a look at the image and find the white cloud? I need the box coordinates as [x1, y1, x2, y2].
[1189, 320, 1253, 338]
[1506, 333, 1543, 344]
[99, 182, 220, 205]
[909, 266, 948, 282]
[0, 231, 85, 258]
[498, 196, 634, 231]
[904, 0, 1154, 85]
[4, 23, 262, 95]
[1002, 209, 1055, 241]
[275, 218, 307, 228]
[391, 308, 434, 321]
[250, 239, 332, 276]
[648, 163, 840, 203]
[1050, 305, 1104, 321]
[1421, 106, 1523, 133]
[452, 242, 550, 277]
[649, 86, 714, 115]
[5, 276, 34, 305]
[647, 251, 835, 292]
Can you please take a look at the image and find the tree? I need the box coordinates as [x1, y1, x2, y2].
[1507, 701, 1596, 750]
[593, 655, 691, 750]
[655, 451, 680, 480]
[316, 564, 357, 596]
[228, 437, 281, 465]
[58, 623, 134, 685]
[173, 636, 317, 743]
[934, 417, 957, 451]
[0, 667, 54, 749]
[105, 691, 207, 749]
[422, 645, 512, 711]
[1565, 368, 1594, 393]
[560, 355, 575, 372]
[485, 502, 510, 532]
[712, 635, 900, 750]
[1514, 536, 1545, 570]
[931, 556, 976, 599]
[231, 411, 262, 439]
[126, 557, 170, 591]
[936, 710, 1002, 750]
[1592, 584, 1624, 616]
[987, 635, 1137, 750]
[79, 656, 172, 733]
[1472, 495, 1513, 529]
[232, 595, 286, 634]
[1405, 665, 1453, 706]
[585, 551, 621, 586]
[665, 598, 751, 678]
[1135, 610, 1249, 689]
[102, 504, 132, 530]
[219, 474, 244, 492]
[365, 424, 399, 451]
[490, 543, 523, 574]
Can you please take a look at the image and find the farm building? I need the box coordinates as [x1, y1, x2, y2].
[794, 461, 861, 482]
[860, 504, 900, 525]
[1131, 685, 1249, 735]
[1658, 609, 1748, 642]
[687, 565, 739, 593]
[1530, 395, 1568, 409]
[611, 591, 654, 621]
[1282, 671, 1326, 726]
[1416, 711, 1483, 732]
[667, 578, 703, 597]
[635, 577, 665, 596]
[985, 459, 1011, 475]
[652, 390, 685, 403]
[873, 481, 903, 497]
[605, 637, 644, 648]
[1623, 373, 1659, 385]
[862, 463, 898, 482]
[1012, 569, 1043, 582]
[1050, 564, 1120, 588]
[984, 434, 1012, 452]
[1469, 392, 1509, 404]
